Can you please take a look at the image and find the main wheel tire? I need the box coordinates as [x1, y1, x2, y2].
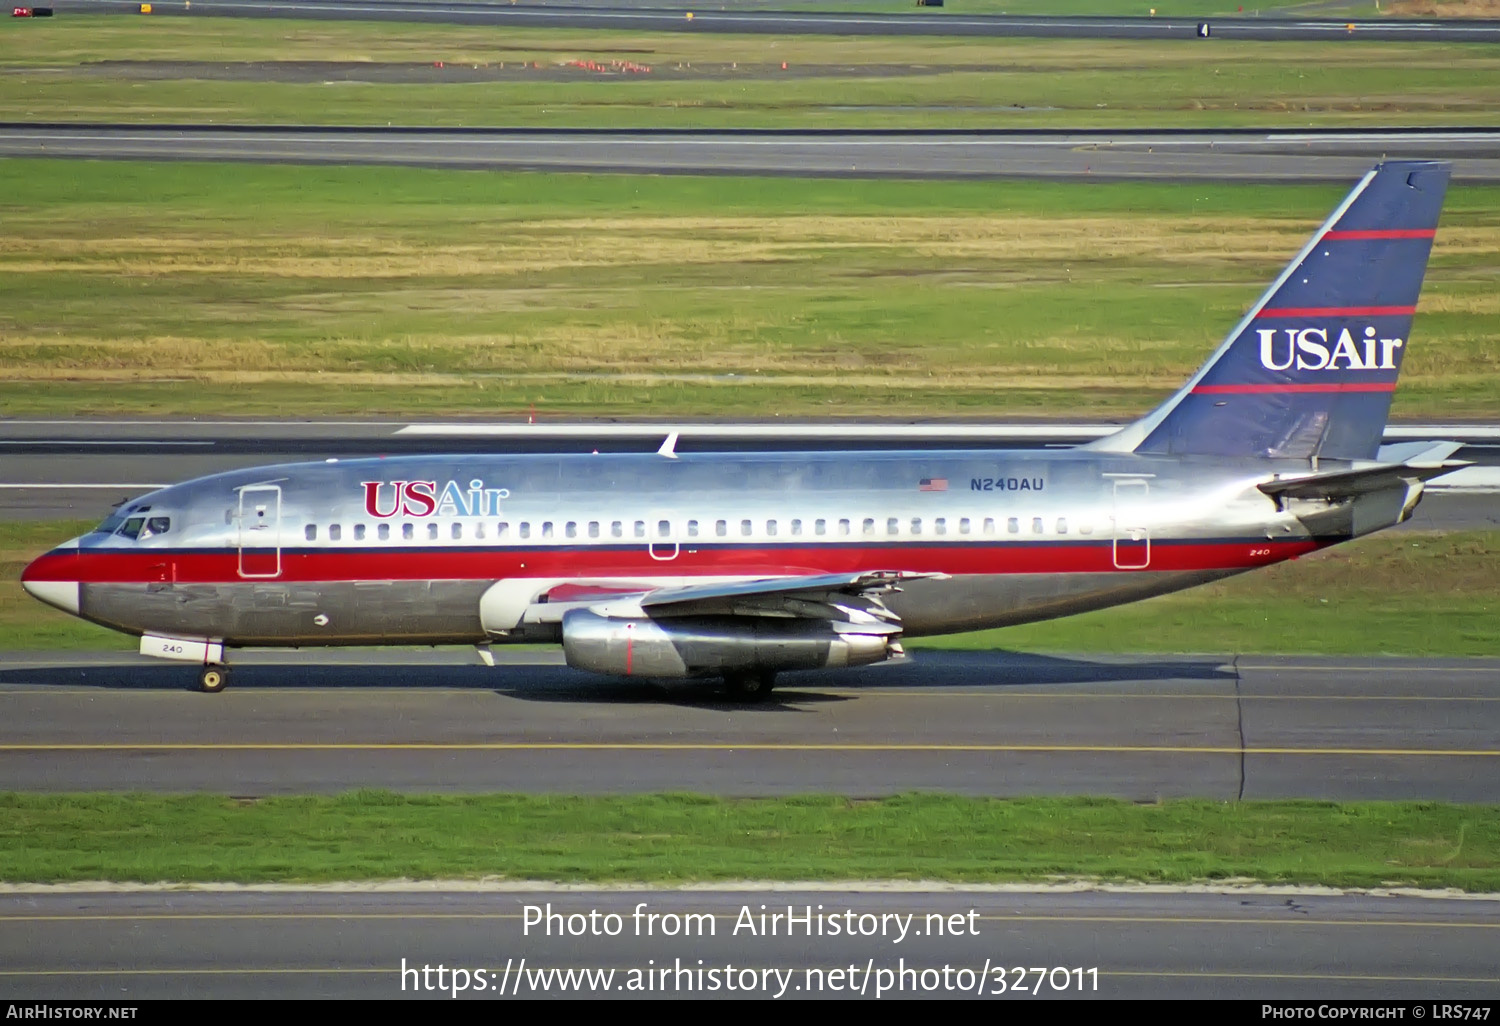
[725, 670, 775, 702]
[199, 667, 228, 693]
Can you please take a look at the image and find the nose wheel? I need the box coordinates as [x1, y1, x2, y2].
[198, 666, 229, 693]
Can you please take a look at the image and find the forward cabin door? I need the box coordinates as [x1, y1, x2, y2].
[1109, 476, 1151, 570]
[237, 485, 282, 579]
[648, 511, 679, 562]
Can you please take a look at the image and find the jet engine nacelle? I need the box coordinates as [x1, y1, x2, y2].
[560, 609, 896, 678]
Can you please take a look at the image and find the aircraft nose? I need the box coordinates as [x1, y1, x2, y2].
[21, 543, 81, 616]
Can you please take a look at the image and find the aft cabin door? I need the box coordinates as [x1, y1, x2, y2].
[1110, 477, 1151, 570]
[237, 485, 282, 579]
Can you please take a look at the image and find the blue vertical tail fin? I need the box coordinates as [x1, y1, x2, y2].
[1088, 161, 1449, 462]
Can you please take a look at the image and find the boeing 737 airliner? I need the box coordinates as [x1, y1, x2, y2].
[23, 161, 1465, 699]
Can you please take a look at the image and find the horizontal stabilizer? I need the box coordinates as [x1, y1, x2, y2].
[1259, 445, 1469, 502]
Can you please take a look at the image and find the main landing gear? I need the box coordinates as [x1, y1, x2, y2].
[198, 665, 230, 693]
[723, 669, 776, 703]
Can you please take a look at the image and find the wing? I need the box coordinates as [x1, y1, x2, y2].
[636, 570, 947, 629]
[512, 570, 946, 633]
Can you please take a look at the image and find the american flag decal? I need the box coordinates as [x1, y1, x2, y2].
[918, 478, 948, 492]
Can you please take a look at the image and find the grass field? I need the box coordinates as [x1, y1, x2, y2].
[2, 19, 1495, 128]
[2, 160, 1498, 420]
[6, 520, 1498, 656]
[1, 792, 1495, 888]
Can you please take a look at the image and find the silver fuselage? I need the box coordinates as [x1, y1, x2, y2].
[23, 447, 1403, 649]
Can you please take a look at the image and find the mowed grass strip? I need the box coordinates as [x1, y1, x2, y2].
[3, 19, 1489, 128]
[5, 519, 1498, 657]
[2, 160, 1498, 420]
[0, 792, 1495, 889]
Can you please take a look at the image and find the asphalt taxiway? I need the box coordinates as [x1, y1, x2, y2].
[2, 887, 1498, 999]
[7, 125, 1500, 182]
[1, 650, 1495, 801]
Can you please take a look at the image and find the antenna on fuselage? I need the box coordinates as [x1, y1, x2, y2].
[657, 431, 680, 459]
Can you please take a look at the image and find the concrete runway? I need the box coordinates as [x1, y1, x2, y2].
[41, 0, 1500, 44]
[1, 650, 1496, 801]
[8, 125, 1500, 181]
[2, 887, 1498, 999]
[2, 419, 1495, 527]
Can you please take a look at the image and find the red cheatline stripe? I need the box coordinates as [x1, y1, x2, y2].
[1322, 229, 1436, 240]
[23, 538, 1325, 585]
[1193, 382, 1396, 395]
[1256, 306, 1415, 318]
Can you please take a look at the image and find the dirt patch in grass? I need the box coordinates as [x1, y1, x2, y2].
[1386, 0, 1500, 14]
[75, 60, 978, 83]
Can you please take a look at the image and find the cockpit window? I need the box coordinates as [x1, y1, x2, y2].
[143, 517, 171, 538]
[97, 504, 154, 537]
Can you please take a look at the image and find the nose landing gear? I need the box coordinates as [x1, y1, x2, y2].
[198, 666, 229, 693]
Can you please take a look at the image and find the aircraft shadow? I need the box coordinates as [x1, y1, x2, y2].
[0, 649, 1236, 706]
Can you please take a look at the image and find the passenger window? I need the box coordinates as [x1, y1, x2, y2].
[519, 522, 531, 540]
[427, 523, 438, 541]
[910, 517, 922, 535]
[589, 521, 600, 539]
[687, 520, 699, 538]
[474, 522, 486, 540]
[403, 523, 414, 541]
[611, 521, 623, 539]
[1007, 518, 1019, 535]
[983, 517, 996, 535]
[862, 518, 875, 536]
[496, 522, 508, 539]
[716, 520, 727, 537]
[305, 524, 317, 542]
[354, 524, 366, 541]
[767, 520, 778, 537]
[633, 521, 646, 539]
[330, 524, 342, 541]
[542, 522, 554, 539]
[815, 519, 827, 536]
[886, 517, 899, 535]
[791, 519, 802, 536]
[452, 523, 463, 540]
[958, 517, 970, 535]
[1080, 522, 1094, 536]
[1056, 518, 1068, 534]
[565, 522, 577, 539]
[740, 519, 753, 537]
[934, 517, 946, 535]
[840, 519, 852, 537]
[1032, 517, 1044, 534]
[378, 523, 390, 541]
[657, 520, 670, 538]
